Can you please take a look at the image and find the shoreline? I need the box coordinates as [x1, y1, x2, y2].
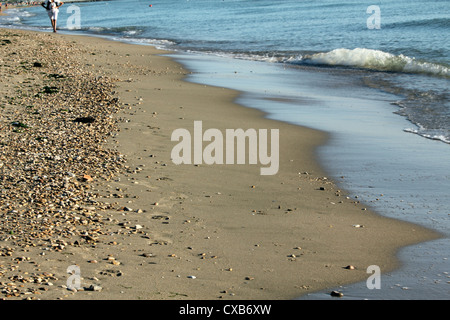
[0, 28, 441, 300]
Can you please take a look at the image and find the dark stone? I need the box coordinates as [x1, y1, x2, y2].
[330, 290, 344, 297]
[73, 116, 95, 124]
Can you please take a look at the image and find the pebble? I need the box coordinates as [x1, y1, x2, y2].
[82, 175, 94, 182]
[344, 265, 356, 270]
[86, 284, 102, 292]
[141, 253, 154, 257]
[330, 290, 344, 297]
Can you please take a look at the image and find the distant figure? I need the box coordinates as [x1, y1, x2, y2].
[41, 0, 64, 33]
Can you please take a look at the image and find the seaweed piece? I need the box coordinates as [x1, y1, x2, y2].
[11, 121, 30, 128]
[42, 86, 59, 94]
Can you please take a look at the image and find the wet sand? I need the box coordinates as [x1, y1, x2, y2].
[0, 28, 440, 300]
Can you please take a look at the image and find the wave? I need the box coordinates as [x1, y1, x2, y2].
[82, 26, 145, 36]
[0, 8, 36, 25]
[385, 17, 450, 29]
[404, 128, 450, 144]
[0, 16, 21, 23]
[181, 47, 449, 79]
[188, 50, 302, 64]
[113, 37, 177, 49]
[300, 48, 450, 77]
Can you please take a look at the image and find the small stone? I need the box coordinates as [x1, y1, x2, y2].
[67, 171, 76, 178]
[86, 284, 102, 292]
[142, 253, 154, 257]
[82, 174, 94, 182]
[344, 265, 355, 270]
[330, 290, 344, 297]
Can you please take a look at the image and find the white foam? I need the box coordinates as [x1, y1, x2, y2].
[307, 48, 449, 77]
[87, 26, 105, 32]
[404, 128, 450, 144]
[110, 37, 177, 50]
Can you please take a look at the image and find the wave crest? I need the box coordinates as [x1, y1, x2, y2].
[304, 48, 449, 77]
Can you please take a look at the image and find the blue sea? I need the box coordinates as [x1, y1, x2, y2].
[1, 0, 449, 299]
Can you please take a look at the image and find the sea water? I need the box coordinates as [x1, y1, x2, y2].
[1, 0, 449, 299]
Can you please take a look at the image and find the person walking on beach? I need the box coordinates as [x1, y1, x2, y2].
[42, 0, 63, 33]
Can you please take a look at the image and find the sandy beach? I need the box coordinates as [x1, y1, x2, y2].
[0, 28, 440, 300]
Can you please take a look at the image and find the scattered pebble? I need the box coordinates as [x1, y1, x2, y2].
[0, 30, 130, 298]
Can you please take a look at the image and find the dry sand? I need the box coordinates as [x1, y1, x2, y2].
[0, 28, 440, 300]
